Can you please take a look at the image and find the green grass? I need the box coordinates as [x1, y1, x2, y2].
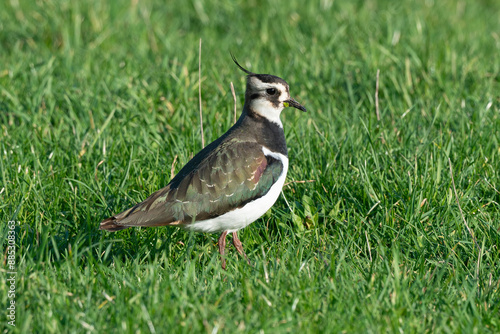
[1, 0, 500, 332]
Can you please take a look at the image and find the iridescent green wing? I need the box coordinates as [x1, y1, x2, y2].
[171, 140, 284, 222]
[111, 141, 283, 227]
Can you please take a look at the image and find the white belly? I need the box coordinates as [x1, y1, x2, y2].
[186, 148, 288, 233]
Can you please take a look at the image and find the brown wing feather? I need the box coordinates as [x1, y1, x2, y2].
[100, 140, 281, 231]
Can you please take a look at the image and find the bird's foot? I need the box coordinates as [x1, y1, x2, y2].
[232, 232, 252, 266]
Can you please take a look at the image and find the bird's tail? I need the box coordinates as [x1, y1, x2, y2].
[99, 206, 137, 231]
[99, 217, 129, 231]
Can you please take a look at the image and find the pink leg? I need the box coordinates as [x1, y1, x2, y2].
[232, 232, 251, 266]
[218, 231, 228, 270]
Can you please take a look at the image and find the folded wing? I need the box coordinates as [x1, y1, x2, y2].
[100, 140, 284, 231]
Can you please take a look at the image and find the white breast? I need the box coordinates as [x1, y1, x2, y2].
[186, 147, 288, 233]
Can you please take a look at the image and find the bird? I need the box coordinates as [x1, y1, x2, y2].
[100, 55, 306, 269]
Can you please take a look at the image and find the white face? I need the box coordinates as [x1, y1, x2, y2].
[248, 77, 290, 127]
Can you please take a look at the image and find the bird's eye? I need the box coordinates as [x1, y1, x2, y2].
[266, 88, 277, 95]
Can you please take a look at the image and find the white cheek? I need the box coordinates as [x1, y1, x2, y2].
[252, 99, 283, 127]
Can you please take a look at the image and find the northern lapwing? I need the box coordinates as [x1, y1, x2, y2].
[100, 55, 306, 269]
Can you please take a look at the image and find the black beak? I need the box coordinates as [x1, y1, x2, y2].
[284, 98, 306, 112]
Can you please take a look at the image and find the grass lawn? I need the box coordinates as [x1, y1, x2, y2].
[1, 0, 500, 332]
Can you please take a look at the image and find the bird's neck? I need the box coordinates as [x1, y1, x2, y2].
[237, 106, 288, 156]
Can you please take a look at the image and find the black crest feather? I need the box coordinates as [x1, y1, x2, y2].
[231, 53, 256, 75]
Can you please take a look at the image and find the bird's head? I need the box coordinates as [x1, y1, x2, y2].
[232, 55, 306, 127]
